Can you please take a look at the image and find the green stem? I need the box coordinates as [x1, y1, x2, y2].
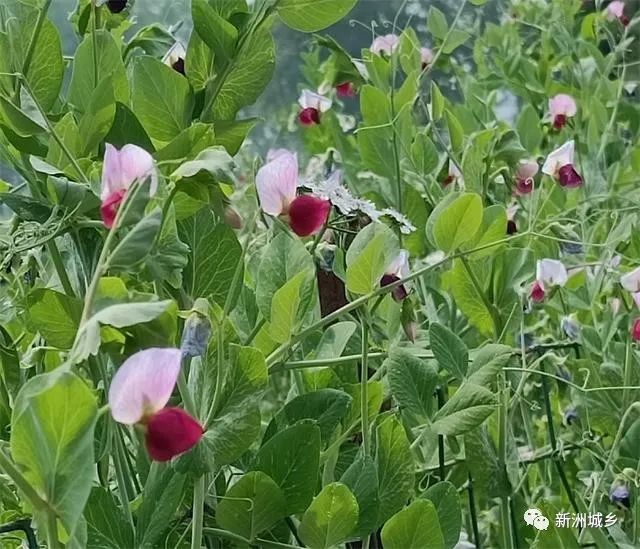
[112, 429, 134, 526]
[45, 510, 61, 549]
[47, 240, 75, 297]
[622, 337, 633, 411]
[191, 476, 205, 549]
[436, 386, 447, 481]
[497, 375, 514, 549]
[177, 363, 197, 417]
[244, 317, 265, 346]
[0, 448, 46, 511]
[360, 312, 370, 455]
[467, 473, 481, 549]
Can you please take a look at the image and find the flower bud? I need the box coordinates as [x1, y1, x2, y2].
[181, 309, 211, 359]
[224, 206, 243, 229]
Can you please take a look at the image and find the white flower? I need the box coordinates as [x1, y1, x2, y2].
[298, 89, 332, 113]
[536, 259, 568, 290]
[620, 266, 640, 292]
[542, 140, 575, 177]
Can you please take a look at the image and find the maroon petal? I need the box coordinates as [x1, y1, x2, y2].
[558, 164, 583, 188]
[100, 189, 127, 229]
[632, 319, 640, 342]
[288, 195, 331, 237]
[506, 220, 518, 235]
[553, 114, 567, 130]
[381, 274, 408, 301]
[299, 107, 321, 126]
[442, 175, 455, 187]
[145, 407, 204, 462]
[172, 58, 186, 75]
[530, 281, 545, 303]
[515, 177, 534, 195]
[106, 0, 128, 13]
[336, 82, 356, 98]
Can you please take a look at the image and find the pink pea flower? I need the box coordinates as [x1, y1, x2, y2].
[632, 318, 640, 342]
[101, 143, 157, 229]
[256, 149, 331, 237]
[549, 94, 577, 130]
[421, 47, 434, 69]
[370, 34, 400, 56]
[443, 161, 463, 187]
[108, 348, 203, 462]
[605, 1, 630, 26]
[531, 258, 568, 302]
[530, 280, 546, 302]
[542, 140, 583, 188]
[336, 82, 356, 98]
[298, 89, 332, 126]
[381, 250, 410, 301]
[514, 160, 539, 195]
[620, 266, 640, 292]
[163, 42, 186, 75]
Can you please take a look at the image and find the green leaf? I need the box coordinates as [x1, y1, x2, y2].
[108, 209, 162, 272]
[131, 56, 194, 144]
[0, 192, 52, 222]
[421, 482, 462, 549]
[430, 193, 483, 252]
[191, 0, 238, 68]
[463, 204, 507, 260]
[105, 102, 154, 151]
[78, 78, 116, 155]
[255, 233, 315, 321]
[445, 109, 465, 153]
[136, 466, 187, 547]
[254, 422, 321, 514]
[277, 0, 358, 32]
[375, 416, 415, 525]
[298, 482, 359, 549]
[205, 25, 275, 121]
[84, 487, 134, 549]
[145, 207, 189, 289]
[213, 118, 258, 155]
[381, 499, 445, 549]
[11, 370, 97, 535]
[411, 131, 439, 176]
[461, 129, 493, 193]
[427, 7, 449, 40]
[431, 383, 497, 436]
[517, 104, 543, 152]
[431, 82, 445, 121]
[429, 323, 468, 380]
[0, 94, 46, 136]
[26, 289, 83, 349]
[46, 112, 83, 179]
[178, 209, 243, 308]
[185, 31, 215, 91]
[346, 223, 399, 295]
[270, 270, 314, 344]
[340, 455, 379, 537]
[467, 344, 513, 387]
[171, 146, 235, 181]
[68, 30, 128, 114]
[386, 348, 438, 422]
[217, 471, 287, 541]
[442, 30, 471, 54]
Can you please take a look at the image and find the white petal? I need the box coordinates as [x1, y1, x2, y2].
[620, 266, 640, 292]
[256, 150, 298, 216]
[542, 140, 575, 176]
[536, 259, 568, 289]
[298, 89, 332, 112]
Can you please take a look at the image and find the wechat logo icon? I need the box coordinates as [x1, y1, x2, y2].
[524, 509, 549, 531]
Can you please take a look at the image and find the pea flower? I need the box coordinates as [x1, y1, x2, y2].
[542, 140, 583, 188]
[563, 408, 579, 426]
[609, 482, 631, 509]
[605, 1, 630, 25]
[381, 250, 410, 301]
[443, 161, 463, 187]
[514, 160, 539, 195]
[256, 149, 331, 237]
[421, 47, 434, 69]
[108, 348, 204, 462]
[370, 34, 400, 56]
[163, 42, 186, 75]
[298, 90, 332, 126]
[531, 259, 568, 302]
[507, 203, 519, 235]
[620, 266, 640, 292]
[336, 82, 356, 98]
[105, 0, 127, 13]
[101, 143, 157, 229]
[549, 94, 577, 130]
[561, 315, 580, 340]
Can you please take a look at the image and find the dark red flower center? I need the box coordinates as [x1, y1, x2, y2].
[299, 107, 321, 126]
[100, 189, 127, 229]
[287, 195, 331, 237]
[515, 177, 534, 195]
[632, 319, 640, 342]
[557, 164, 583, 188]
[381, 274, 409, 301]
[442, 175, 455, 187]
[507, 220, 518, 235]
[172, 58, 185, 75]
[144, 407, 204, 462]
[336, 82, 355, 98]
[530, 281, 545, 303]
[553, 114, 567, 130]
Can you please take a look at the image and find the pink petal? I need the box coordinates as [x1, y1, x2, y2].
[516, 160, 539, 181]
[553, 114, 568, 130]
[632, 318, 640, 342]
[288, 194, 331, 236]
[421, 47, 434, 67]
[633, 292, 640, 309]
[118, 144, 157, 195]
[101, 189, 126, 229]
[386, 249, 410, 279]
[256, 150, 298, 216]
[336, 82, 356, 98]
[145, 407, 204, 462]
[549, 94, 577, 118]
[557, 164, 583, 188]
[530, 281, 545, 302]
[606, 1, 625, 19]
[370, 34, 400, 55]
[101, 144, 124, 200]
[109, 348, 182, 424]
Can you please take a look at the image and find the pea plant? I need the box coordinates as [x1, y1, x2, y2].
[0, 0, 639, 547]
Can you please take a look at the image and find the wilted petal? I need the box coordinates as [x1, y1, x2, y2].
[370, 34, 400, 55]
[145, 407, 204, 462]
[536, 258, 568, 289]
[256, 150, 298, 216]
[542, 140, 575, 177]
[288, 194, 331, 236]
[109, 348, 182, 424]
[298, 89, 332, 113]
[620, 266, 640, 292]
